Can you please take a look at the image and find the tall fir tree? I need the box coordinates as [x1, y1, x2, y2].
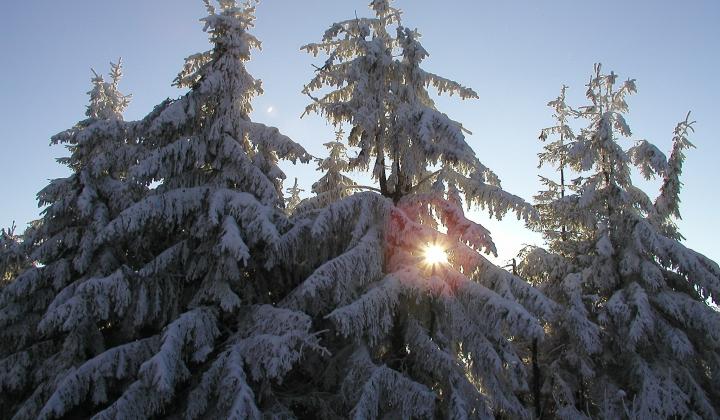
[520, 64, 720, 419]
[278, 1, 555, 417]
[536, 85, 576, 246]
[520, 84, 601, 419]
[0, 60, 144, 417]
[0, 2, 319, 418]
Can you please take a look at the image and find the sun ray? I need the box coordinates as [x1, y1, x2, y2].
[423, 243, 448, 267]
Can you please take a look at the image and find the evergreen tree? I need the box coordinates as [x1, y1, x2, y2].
[0, 2, 316, 418]
[295, 129, 357, 213]
[285, 177, 304, 215]
[280, 1, 554, 417]
[0, 60, 143, 417]
[520, 64, 720, 419]
[536, 85, 576, 246]
[520, 84, 601, 419]
[0, 222, 30, 285]
[4, 2, 716, 418]
[312, 129, 356, 199]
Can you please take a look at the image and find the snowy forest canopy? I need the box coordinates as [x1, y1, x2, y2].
[1, 0, 719, 419]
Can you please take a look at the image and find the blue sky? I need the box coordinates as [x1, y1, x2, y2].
[1, 0, 718, 263]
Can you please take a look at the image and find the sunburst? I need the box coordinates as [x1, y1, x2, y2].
[423, 243, 448, 267]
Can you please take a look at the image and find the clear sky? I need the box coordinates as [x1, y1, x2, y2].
[1, 0, 718, 264]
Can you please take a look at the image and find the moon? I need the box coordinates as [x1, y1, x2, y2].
[267, 106, 274, 113]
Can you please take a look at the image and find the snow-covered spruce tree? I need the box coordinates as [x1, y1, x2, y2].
[0, 222, 30, 285]
[0, 60, 144, 417]
[285, 177, 304, 215]
[519, 83, 601, 419]
[536, 85, 577, 247]
[519, 64, 720, 419]
[1, 2, 318, 419]
[295, 129, 357, 213]
[279, 1, 555, 417]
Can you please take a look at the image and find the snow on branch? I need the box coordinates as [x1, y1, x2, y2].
[345, 346, 436, 419]
[634, 220, 720, 305]
[654, 113, 695, 229]
[327, 274, 403, 346]
[439, 169, 537, 222]
[247, 121, 312, 164]
[233, 305, 328, 381]
[140, 308, 219, 391]
[37, 337, 159, 420]
[282, 228, 384, 314]
[186, 345, 261, 420]
[310, 192, 391, 244]
[453, 270, 544, 341]
[628, 140, 669, 180]
[208, 189, 280, 248]
[405, 319, 495, 418]
[38, 269, 131, 334]
[93, 308, 220, 419]
[98, 188, 208, 243]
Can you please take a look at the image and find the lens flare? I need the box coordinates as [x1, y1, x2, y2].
[424, 244, 448, 266]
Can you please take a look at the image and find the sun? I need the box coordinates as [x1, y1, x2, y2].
[423, 243, 448, 266]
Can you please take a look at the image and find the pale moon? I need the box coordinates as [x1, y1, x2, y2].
[267, 106, 274, 113]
